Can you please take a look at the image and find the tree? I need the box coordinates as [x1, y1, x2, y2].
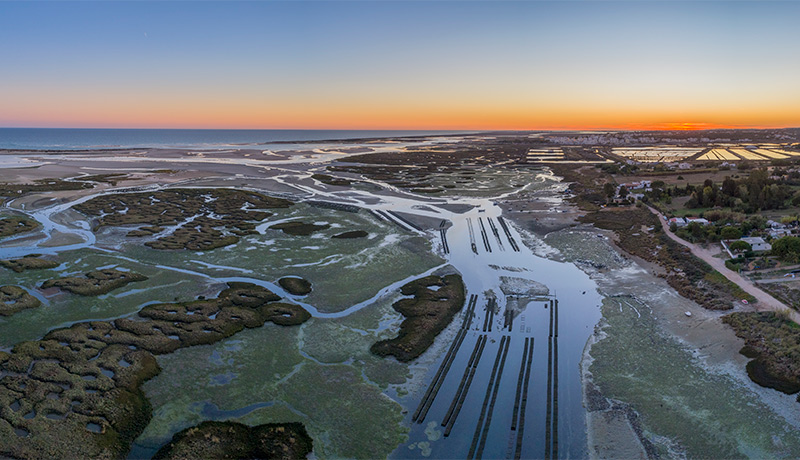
[772, 236, 800, 263]
[729, 240, 751, 253]
[618, 185, 629, 199]
[603, 182, 616, 199]
[722, 177, 737, 196]
[702, 186, 715, 207]
[689, 222, 704, 240]
[720, 226, 742, 240]
[686, 194, 700, 208]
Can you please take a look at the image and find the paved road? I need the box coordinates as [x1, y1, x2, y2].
[647, 206, 800, 323]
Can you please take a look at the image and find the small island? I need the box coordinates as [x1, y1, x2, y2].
[279, 277, 313, 296]
[0, 286, 41, 317]
[1, 255, 59, 273]
[332, 230, 368, 239]
[372, 274, 466, 362]
[270, 221, 330, 236]
[153, 420, 313, 460]
[41, 269, 148, 296]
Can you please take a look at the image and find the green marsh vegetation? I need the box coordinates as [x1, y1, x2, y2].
[580, 208, 754, 310]
[0, 178, 90, 199]
[590, 297, 800, 458]
[269, 221, 330, 236]
[0, 282, 309, 460]
[96, 202, 442, 313]
[152, 420, 313, 460]
[1, 186, 447, 458]
[138, 296, 411, 459]
[0, 216, 39, 238]
[41, 268, 148, 296]
[331, 230, 368, 239]
[330, 163, 539, 198]
[371, 274, 466, 362]
[0, 255, 59, 273]
[0, 286, 41, 317]
[278, 277, 312, 296]
[310, 173, 352, 187]
[75, 188, 292, 251]
[0, 250, 220, 348]
[724, 312, 800, 395]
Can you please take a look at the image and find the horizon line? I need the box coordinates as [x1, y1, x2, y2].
[1, 125, 798, 133]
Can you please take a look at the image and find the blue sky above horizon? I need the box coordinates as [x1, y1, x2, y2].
[1, 1, 799, 130]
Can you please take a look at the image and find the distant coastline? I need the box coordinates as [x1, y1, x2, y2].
[0, 128, 476, 151]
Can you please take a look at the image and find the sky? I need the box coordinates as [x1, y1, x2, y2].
[1, 1, 799, 130]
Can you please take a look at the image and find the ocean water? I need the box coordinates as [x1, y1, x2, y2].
[0, 128, 471, 150]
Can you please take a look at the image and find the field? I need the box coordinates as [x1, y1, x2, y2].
[696, 146, 800, 162]
[524, 147, 611, 164]
[607, 144, 800, 164]
[729, 148, 766, 160]
[611, 146, 700, 163]
[697, 148, 739, 161]
[753, 149, 789, 159]
[526, 148, 565, 162]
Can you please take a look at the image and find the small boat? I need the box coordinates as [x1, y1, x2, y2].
[685, 311, 692, 317]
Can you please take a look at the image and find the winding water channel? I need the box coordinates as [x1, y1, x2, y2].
[1, 155, 602, 458]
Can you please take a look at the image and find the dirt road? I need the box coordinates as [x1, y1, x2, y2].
[647, 206, 800, 323]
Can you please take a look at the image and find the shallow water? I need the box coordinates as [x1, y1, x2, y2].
[394, 201, 601, 459]
[0, 128, 471, 150]
[2, 150, 602, 458]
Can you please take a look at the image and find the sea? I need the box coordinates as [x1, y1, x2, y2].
[0, 128, 472, 150]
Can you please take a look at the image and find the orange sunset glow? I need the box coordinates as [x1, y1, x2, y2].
[2, 1, 799, 131]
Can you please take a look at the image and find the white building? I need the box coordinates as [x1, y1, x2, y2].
[769, 228, 792, 238]
[686, 217, 710, 226]
[668, 217, 687, 227]
[740, 237, 772, 252]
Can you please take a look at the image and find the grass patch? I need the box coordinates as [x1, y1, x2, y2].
[371, 274, 465, 362]
[723, 312, 800, 395]
[759, 283, 800, 311]
[0, 255, 59, 273]
[139, 298, 408, 459]
[0, 282, 308, 459]
[703, 270, 753, 301]
[580, 207, 755, 309]
[331, 230, 368, 239]
[0, 216, 39, 238]
[75, 188, 292, 251]
[269, 221, 330, 236]
[0, 178, 89, 198]
[41, 269, 148, 296]
[152, 420, 312, 460]
[278, 277, 312, 296]
[0, 285, 41, 317]
[311, 173, 352, 187]
[590, 297, 800, 458]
